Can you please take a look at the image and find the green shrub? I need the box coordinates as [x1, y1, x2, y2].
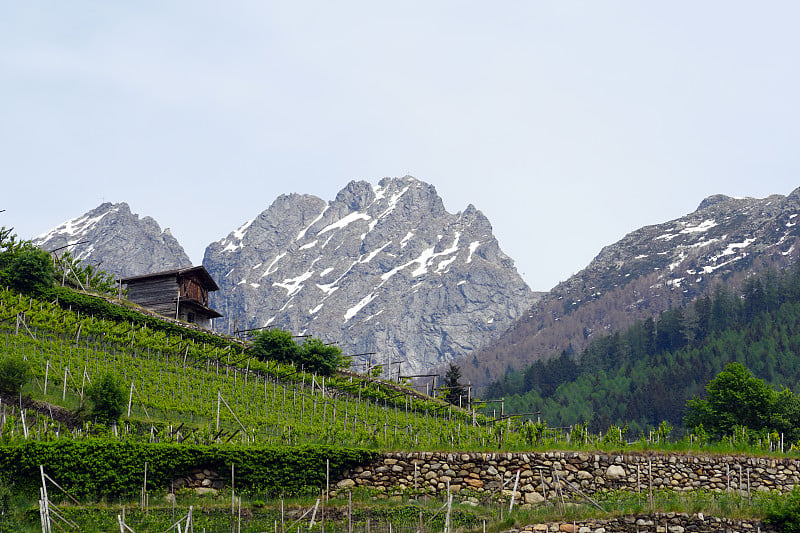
[299, 337, 343, 376]
[85, 372, 126, 425]
[250, 328, 300, 364]
[2, 247, 54, 295]
[0, 356, 30, 395]
[764, 485, 800, 532]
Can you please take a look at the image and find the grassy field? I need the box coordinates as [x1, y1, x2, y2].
[1, 484, 789, 532]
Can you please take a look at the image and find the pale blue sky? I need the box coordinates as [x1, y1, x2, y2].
[2, 2, 799, 290]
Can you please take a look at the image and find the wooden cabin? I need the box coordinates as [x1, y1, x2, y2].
[121, 266, 223, 329]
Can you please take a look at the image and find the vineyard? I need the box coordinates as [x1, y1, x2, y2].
[0, 287, 524, 450]
[3, 286, 797, 458]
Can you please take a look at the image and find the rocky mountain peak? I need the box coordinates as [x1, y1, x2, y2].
[32, 202, 192, 278]
[696, 194, 733, 211]
[459, 204, 493, 236]
[787, 186, 800, 203]
[204, 176, 537, 375]
[334, 180, 376, 211]
[30, 176, 535, 376]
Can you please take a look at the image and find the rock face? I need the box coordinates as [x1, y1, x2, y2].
[557, 191, 800, 298]
[463, 188, 800, 387]
[203, 176, 537, 375]
[32, 202, 192, 278]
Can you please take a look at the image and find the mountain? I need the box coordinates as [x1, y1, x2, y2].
[461, 188, 800, 389]
[32, 202, 192, 278]
[485, 262, 800, 435]
[203, 176, 537, 375]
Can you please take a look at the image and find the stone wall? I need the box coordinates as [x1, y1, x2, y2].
[170, 468, 225, 496]
[332, 451, 799, 505]
[510, 513, 775, 533]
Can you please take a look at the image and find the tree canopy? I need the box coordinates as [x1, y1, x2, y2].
[249, 328, 344, 376]
[250, 328, 300, 365]
[684, 362, 800, 441]
[0, 229, 55, 296]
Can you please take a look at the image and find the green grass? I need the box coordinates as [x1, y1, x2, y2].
[5, 488, 488, 532]
[2, 485, 783, 533]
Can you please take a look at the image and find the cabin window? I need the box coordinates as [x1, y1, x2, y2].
[187, 312, 196, 324]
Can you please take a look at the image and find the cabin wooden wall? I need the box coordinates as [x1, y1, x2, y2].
[126, 277, 179, 317]
[179, 276, 208, 307]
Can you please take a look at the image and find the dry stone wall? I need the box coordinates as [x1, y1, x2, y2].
[332, 451, 799, 505]
[509, 513, 775, 533]
[170, 468, 225, 496]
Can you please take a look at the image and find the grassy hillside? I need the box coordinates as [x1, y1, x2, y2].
[0, 285, 498, 450]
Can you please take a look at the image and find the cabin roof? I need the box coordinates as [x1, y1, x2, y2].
[120, 266, 219, 291]
[179, 299, 224, 319]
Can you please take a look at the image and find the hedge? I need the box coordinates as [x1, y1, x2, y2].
[0, 440, 378, 500]
[46, 286, 237, 350]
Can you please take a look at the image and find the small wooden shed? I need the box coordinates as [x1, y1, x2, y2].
[121, 266, 223, 329]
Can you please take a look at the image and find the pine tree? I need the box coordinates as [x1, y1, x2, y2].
[442, 363, 466, 406]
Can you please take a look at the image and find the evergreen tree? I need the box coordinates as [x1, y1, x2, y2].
[442, 363, 466, 406]
[484, 264, 800, 436]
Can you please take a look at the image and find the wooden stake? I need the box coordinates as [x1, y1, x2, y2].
[445, 492, 452, 533]
[648, 458, 653, 512]
[142, 461, 148, 512]
[539, 469, 548, 505]
[127, 381, 135, 417]
[509, 469, 520, 513]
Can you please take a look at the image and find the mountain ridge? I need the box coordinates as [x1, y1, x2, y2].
[31, 176, 536, 377]
[457, 187, 800, 389]
[31, 181, 800, 385]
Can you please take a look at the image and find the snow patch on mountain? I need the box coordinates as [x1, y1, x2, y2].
[36, 209, 117, 247]
[274, 271, 315, 296]
[466, 241, 481, 263]
[296, 206, 328, 240]
[344, 292, 377, 322]
[679, 219, 717, 234]
[221, 218, 255, 253]
[318, 212, 371, 235]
